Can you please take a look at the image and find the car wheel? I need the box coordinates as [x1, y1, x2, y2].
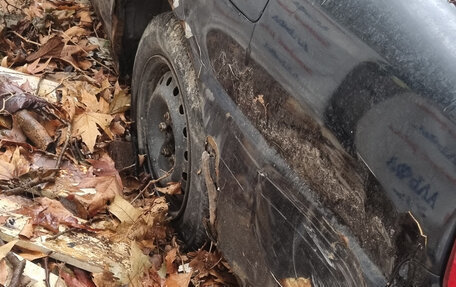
[132, 12, 208, 248]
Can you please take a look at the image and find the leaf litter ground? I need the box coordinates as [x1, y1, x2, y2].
[0, 0, 238, 286]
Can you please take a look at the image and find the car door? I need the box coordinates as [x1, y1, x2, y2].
[229, 0, 269, 21]
[245, 0, 456, 284]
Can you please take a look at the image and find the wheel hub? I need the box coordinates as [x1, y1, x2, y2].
[144, 70, 190, 214]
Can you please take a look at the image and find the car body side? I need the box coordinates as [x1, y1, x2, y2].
[92, 0, 456, 286]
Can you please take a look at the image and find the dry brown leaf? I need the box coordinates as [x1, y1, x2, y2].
[155, 182, 182, 195]
[0, 159, 15, 180]
[189, 250, 221, 278]
[98, 97, 110, 114]
[80, 89, 99, 112]
[18, 249, 47, 261]
[7, 146, 30, 178]
[60, 267, 97, 287]
[15, 198, 92, 233]
[77, 10, 92, 26]
[281, 277, 312, 287]
[87, 153, 121, 178]
[165, 248, 178, 275]
[109, 84, 130, 114]
[72, 111, 113, 152]
[0, 260, 8, 285]
[165, 273, 192, 287]
[0, 115, 12, 129]
[77, 59, 92, 70]
[129, 241, 152, 287]
[64, 26, 89, 38]
[93, 271, 119, 287]
[1, 57, 8, 68]
[26, 57, 52, 74]
[26, 58, 40, 74]
[0, 240, 18, 260]
[26, 35, 64, 62]
[0, 216, 8, 225]
[108, 194, 142, 223]
[78, 175, 122, 217]
[61, 93, 77, 121]
[19, 219, 34, 238]
[110, 120, 125, 136]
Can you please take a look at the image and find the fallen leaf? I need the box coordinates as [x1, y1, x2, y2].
[0, 216, 8, 225]
[10, 146, 30, 178]
[19, 219, 34, 238]
[0, 240, 18, 260]
[77, 11, 92, 26]
[110, 120, 125, 136]
[14, 198, 92, 233]
[280, 277, 312, 287]
[165, 273, 192, 287]
[0, 259, 8, 285]
[165, 248, 178, 275]
[1, 57, 7, 68]
[78, 175, 122, 217]
[18, 249, 47, 261]
[26, 57, 52, 74]
[129, 241, 152, 287]
[92, 271, 119, 287]
[189, 250, 221, 278]
[60, 267, 96, 287]
[109, 84, 130, 114]
[108, 195, 142, 223]
[156, 182, 182, 195]
[0, 159, 15, 180]
[86, 153, 119, 177]
[72, 111, 113, 152]
[26, 35, 64, 62]
[64, 26, 89, 38]
[80, 88, 99, 111]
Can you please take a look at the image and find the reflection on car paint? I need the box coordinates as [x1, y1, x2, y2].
[271, 15, 308, 51]
[263, 42, 299, 79]
[386, 155, 438, 210]
[413, 124, 456, 169]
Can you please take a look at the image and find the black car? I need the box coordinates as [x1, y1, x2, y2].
[92, 0, 456, 286]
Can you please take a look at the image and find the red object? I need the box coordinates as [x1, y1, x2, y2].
[444, 242, 456, 287]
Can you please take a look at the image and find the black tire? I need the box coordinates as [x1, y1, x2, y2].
[132, 12, 208, 248]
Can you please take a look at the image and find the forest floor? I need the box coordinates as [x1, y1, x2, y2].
[0, 0, 237, 286]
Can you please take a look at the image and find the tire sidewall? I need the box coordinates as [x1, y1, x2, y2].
[132, 12, 208, 248]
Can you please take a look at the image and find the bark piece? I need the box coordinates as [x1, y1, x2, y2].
[14, 110, 53, 150]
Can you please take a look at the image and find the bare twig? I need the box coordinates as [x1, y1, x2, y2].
[43, 257, 50, 287]
[3, 0, 20, 12]
[130, 169, 174, 203]
[56, 123, 71, 168]
[11, 31, 42, 47]
[46, 227, 75, 241]
[2, 174, 55, 196]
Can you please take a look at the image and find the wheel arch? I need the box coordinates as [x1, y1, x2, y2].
[92, 0, 173, 75]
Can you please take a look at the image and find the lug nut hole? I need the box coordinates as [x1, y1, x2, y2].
[173, 87, 179, 96]
[166, 77, 172, 86]
[179, 105, 184, 115]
